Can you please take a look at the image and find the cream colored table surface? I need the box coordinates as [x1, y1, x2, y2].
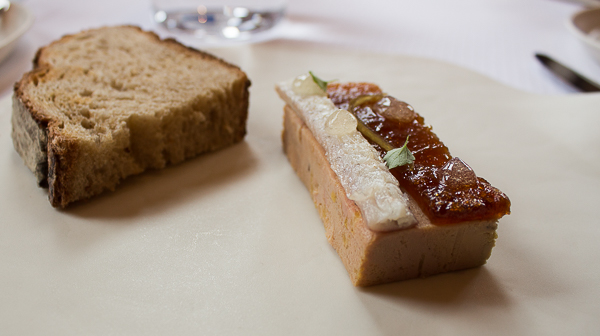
[1, 42, 599, 335]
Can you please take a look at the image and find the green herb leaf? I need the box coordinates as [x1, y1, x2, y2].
[309, 71, 333, 92]
[346, 94, 415, 169]
[383, 136, 415, 169]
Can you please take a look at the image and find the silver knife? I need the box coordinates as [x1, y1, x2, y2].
[535, 53, 600, 92]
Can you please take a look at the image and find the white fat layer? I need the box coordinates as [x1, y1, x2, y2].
[277, 75, 416, 231]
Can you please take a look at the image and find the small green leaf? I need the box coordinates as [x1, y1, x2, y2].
[346, 94, 415, 169]
[383, 136, 415, 169]
[309, 71, 332, 92]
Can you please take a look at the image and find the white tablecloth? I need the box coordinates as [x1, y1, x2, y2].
[0, 0, 598, 98]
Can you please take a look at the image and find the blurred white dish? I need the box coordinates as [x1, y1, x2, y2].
[0, 2, 33, 64]
[568, 7, 600, 64]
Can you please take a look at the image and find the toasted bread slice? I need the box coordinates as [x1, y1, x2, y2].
[12, 25, 250, 207]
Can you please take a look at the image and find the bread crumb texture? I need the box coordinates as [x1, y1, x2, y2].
[12, 26, 250, 207]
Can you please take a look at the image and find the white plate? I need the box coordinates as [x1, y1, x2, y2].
[1, 41, 600, 335]
[0, 2, 33, 64]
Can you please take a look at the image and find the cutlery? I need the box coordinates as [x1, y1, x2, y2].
[535, 53, 600, 92]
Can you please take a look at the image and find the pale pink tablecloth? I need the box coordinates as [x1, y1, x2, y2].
[0, 0, 598, 98]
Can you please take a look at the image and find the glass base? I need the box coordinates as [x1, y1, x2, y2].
[154, 6, 285, 40]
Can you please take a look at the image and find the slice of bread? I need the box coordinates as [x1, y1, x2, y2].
[11, 25, 250, 207]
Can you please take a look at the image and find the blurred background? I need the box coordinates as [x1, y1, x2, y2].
[0, 0, 599, 98]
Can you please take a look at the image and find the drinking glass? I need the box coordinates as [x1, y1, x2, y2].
[152, 0, 287, 41]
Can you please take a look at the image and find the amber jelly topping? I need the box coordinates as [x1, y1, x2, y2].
[327, 82, 511, 224]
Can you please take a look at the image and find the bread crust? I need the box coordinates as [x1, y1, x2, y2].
[11, 92, 49, 186]
[282, 105, 497, 286]
[11, 25, 250, 207]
